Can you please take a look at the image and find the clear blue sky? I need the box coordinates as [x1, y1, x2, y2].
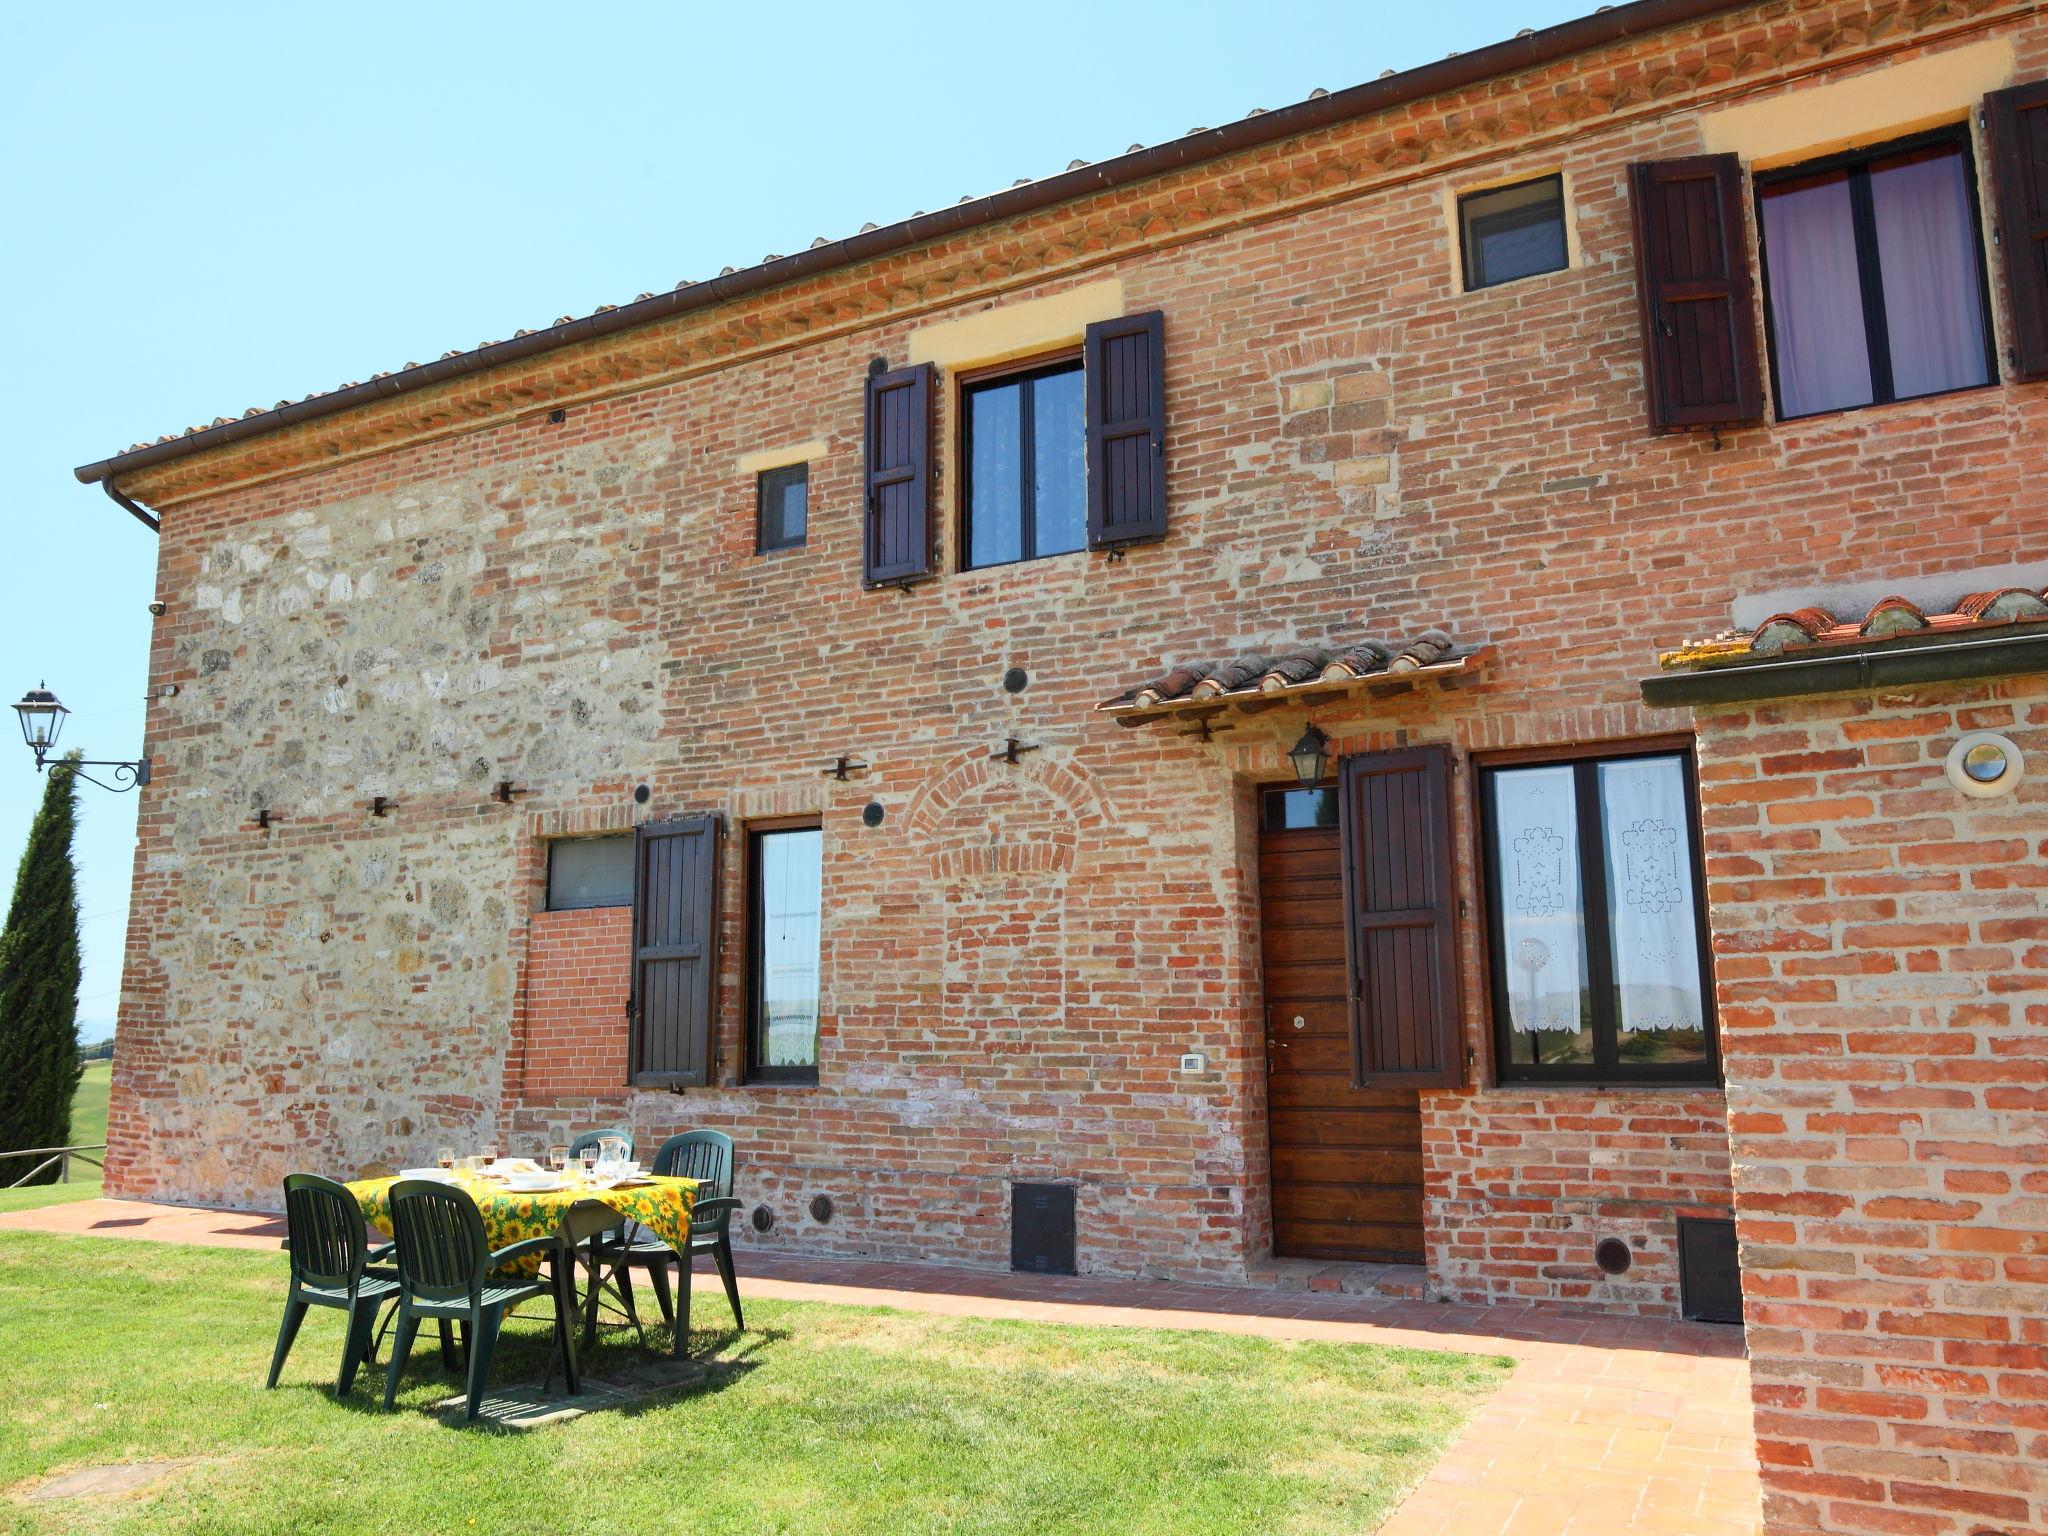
[1, 0, 1604, 1043]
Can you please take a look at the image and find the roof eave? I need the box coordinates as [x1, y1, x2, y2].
[74, 0, 1749, 502]
[1641, 630, 2048, 709]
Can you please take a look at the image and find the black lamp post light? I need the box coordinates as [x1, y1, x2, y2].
[14, 683, 152, 793]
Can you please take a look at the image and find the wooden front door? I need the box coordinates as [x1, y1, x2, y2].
[1259, 785, 1426, 1264]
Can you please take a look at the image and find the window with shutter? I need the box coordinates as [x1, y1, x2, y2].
[629, 814, 721, 1087]
[1629, 155, 1765, 430]
[1988, 80, 2048, 382]
[1338, 746, 1464, 1089]
[863, 363, 935, 586]
[1083, 310, 1167, 549]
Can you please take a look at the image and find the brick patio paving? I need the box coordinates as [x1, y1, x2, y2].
[1, 1198, 1761, 1535]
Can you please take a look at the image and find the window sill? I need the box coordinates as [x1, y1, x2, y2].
[737, 1077, 818, 1091]
[1482, 1079, 1725, 1096]
[1772, 378, 2000, 427]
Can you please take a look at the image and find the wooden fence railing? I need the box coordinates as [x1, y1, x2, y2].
[1, 1144, 108, 1188]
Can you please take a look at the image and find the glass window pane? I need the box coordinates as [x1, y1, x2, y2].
[547, 836, 634, 910]
[967, 380, 1023, 568]
[1760, 170, 1875, 417]
[1263, 787, 1339, 831]
[1032, 365, 1086, 556]
[1598, 758, 1709, 1067]
[755, 828, 822, 1070]
[1870, 143, 1991, 401]
[1489, 765, 1594, 1066]
[759, 463, 807, 550]
[1461, 177, 1568, 289]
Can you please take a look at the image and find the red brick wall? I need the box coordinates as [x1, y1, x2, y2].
[99, 0, 2043, 1327]
[1697, 679, 2048, 1536]
[518, 907, 630, 1099]
[1425, 1088, 1734, 1314]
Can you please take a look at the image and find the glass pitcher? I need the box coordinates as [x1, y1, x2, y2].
[596, 1134, 632, 1177]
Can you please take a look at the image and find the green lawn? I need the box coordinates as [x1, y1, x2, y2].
[0, 1062, 110, 1216]
[0, 1232, 1509, 1535]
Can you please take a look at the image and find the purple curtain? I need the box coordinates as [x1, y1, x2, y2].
[1760, 170, 1872, 417]
[1872, 144, 1990, 400]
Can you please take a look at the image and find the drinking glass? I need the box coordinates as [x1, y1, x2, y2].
[547, 1143, 568, 1173]
[481, 1144, 500, 1167]
[435, 1146, 455, 1171]
[578, 1147, 599, 1178]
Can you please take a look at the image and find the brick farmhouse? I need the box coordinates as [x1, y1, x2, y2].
[73, 2, 2047, 1532]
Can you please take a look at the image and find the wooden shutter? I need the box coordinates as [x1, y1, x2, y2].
[629, 814, 721, 1087]
[1084, 310, 1167, 549]
[863, 363, 935, 586]
[1338, 746, 1464, 1089]
[1988, 81, 2048, 382]
[1629, 155, 1764, 430]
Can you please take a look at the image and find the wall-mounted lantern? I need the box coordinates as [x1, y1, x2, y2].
[1286, 723, 1329, 789]
[13, 683, 152, 793]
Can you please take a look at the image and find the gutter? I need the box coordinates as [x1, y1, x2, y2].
[73, 0, 1747, 513]
[1640, 631, 2048, 708]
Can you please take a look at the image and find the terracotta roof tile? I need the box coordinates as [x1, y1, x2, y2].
[1660, 587, 2048, 671]
[1101, 629, 1484, 716]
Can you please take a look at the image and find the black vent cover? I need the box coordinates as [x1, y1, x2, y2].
[1678, 1217, 1742, 1324]
[1010, 1182, 1076, 1275]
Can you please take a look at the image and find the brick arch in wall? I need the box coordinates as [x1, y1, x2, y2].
[905, 749, 1112, 1046]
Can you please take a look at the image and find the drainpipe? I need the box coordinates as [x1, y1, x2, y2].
[101, 478, 160, 535]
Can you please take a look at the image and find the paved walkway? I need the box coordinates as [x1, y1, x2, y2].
[2, 1199, 1761, 1535]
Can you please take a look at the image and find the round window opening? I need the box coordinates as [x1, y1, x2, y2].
[1945, 732, 2025, 800]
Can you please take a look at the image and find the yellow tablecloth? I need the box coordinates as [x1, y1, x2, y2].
[347, 1171, 697, 1278]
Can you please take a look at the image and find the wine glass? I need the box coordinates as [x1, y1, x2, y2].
[547, 1143, 568, 1173]
[435, 1146, 455, 1171]
[578, 1147, 599, 1179]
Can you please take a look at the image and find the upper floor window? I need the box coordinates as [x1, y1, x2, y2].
[756, 462, 808, 553]
[1459, 175, 1568, 291]
[1756, 130, 1997, 420]
[962, 356, 1086, 570]
[1478, 747, 1718, 1085]
[546, 835, 633, 911]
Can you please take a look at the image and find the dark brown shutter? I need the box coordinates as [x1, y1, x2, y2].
[1988, 81, 2048, 382]
[1084, 310, 1167, 549]
[863, 363, 935, 586]
[1338, 746, 1464, 1089]
[1629, 155, 1764, 430]
[629, 814, 721, 1087]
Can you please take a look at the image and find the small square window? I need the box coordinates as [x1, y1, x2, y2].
[756, 462, 809, 553]
[1459, 175, 1569, 291]
[546, 835, 634, 911]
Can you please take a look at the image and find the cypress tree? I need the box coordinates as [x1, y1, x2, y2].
[0, 758, 84, 1182]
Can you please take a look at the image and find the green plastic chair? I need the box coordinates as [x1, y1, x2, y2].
[597, 1129, 744, 1358]
[567, 1127, 635, 1162]
[267, 1173, 399, 1396]
[381, 1179, 580, 1422]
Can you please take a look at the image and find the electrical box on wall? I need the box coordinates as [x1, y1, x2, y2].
[1179, 1052, 1206, 1074]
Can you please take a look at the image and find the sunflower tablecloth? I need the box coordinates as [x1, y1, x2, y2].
[347, 1171, 698, 1278]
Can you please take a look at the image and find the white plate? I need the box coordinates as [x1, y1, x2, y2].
[398, 1167, 457, 1181]
[504, 1174, 567, 1193]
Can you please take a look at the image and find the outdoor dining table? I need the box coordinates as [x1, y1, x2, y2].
[346, 1169, 698, 1346]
